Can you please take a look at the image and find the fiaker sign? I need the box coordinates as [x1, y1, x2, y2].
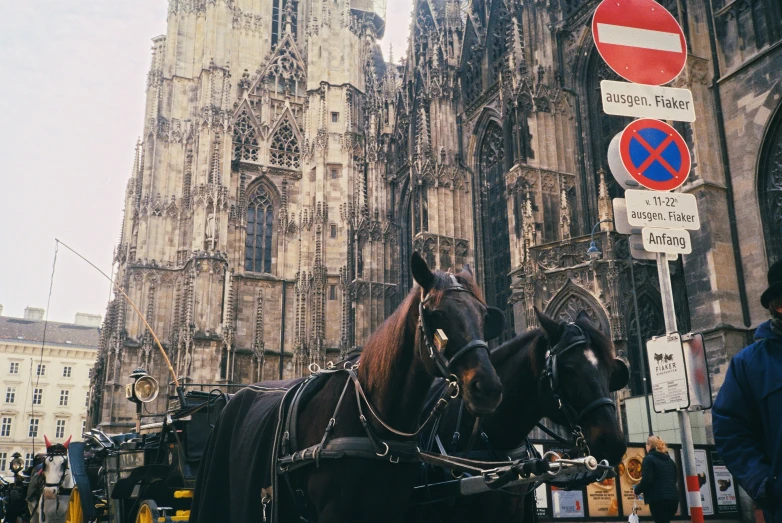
[601, 80, 696, 122]
[646, 333, 690, 412]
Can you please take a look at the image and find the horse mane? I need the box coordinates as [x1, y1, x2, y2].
[358, 269, 482, 391]
[492, 316, 616, 379]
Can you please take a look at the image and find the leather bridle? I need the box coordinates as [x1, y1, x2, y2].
[417, 276, 492, 381]
[40, 445, 70, 522]
[541, 322, 616, 456]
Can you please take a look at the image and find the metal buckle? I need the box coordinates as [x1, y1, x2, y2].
[376, 442, 390, 457]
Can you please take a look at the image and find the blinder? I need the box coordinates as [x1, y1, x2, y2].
[417, 277, 495, 380]
[541, 323, 617, 454]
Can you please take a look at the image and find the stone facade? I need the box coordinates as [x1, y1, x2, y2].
[92, 0, 402, 431]
[93, 0, 782, 444]
[391, 0, 781, 446]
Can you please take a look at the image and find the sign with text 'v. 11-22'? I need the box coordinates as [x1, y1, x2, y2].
[625, 189, 700, 229]
[647, 333, 690, 413]
[601, 80, 696, 122]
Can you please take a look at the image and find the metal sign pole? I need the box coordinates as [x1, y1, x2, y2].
[655, 252, 703, 523]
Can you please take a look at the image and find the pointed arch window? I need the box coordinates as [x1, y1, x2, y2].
[760, 107, 782, 263]
[479, 121, 514, 342]
[269, 120, 301, 169]
[245, 184, 274, 274]
[233, 110, 259, 162]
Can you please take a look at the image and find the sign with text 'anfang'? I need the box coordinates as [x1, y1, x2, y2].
[642, 227, 692, 254]
[646, 333, 690, 412]
[625, 189, 700, 229]
[601, 80, 696, 121]
[629, 232, 678, 261]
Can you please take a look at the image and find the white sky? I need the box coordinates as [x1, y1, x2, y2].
[0, 1, 411, 324]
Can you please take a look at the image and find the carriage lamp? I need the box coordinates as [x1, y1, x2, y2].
[126, 368, 160, 404]
[10, 453, 24, 473]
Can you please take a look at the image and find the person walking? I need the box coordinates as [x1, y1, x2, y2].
[713, 260, 782, 523]
[633, 435, 679, 523]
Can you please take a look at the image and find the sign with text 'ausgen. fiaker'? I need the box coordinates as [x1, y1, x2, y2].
[625, 189, 700, 229]
[601, 80, 696, 122]
[646, 333, 690, 413]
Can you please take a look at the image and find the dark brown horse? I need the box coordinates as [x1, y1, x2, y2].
[411, 308, 629, 523]
[191, 252, 504, 523]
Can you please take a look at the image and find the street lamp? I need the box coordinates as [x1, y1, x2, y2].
[587, 219, 613, 261]
[586, 220, 655, 438]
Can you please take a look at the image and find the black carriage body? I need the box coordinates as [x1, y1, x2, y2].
[70, 389, 228, 522]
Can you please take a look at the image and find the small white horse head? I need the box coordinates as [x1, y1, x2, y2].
[37, 435, 73, 522]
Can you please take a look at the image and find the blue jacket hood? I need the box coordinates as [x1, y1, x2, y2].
[753, 320, 777, 342]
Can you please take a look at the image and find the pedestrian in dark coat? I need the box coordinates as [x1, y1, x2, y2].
[633, 435, 679, 523]
[713, 259, 782, 523]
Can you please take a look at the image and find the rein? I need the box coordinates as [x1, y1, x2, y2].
[541, 322, 616, 457]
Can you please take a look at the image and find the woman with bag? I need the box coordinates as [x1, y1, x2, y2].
[633, 435, 680, 523]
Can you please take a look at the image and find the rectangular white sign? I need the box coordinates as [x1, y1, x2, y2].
[629, 233, 678, 261]
[642, 227, 692, 254]
[625, 190, 700, 230]
[595, 24, 683, 53]
[601, 80, 696, 122]
[646, 333, 690, 412]
[613, 198, 639, 235]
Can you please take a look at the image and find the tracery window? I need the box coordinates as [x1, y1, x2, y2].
[760, 107, 782, 263]
[479, 121, 514, 342]
[269, 120, 301, 169]
[233, 110, 259, 162]
[245, 184, 274, 274]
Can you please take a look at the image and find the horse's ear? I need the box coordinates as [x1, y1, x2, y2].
[609, 358, 630, 392]
[461, 263, 473, 277]
[535, 307, 562, 345]
[44, 435, 52, 450]
[484, 307, 505, 340]
[411, 252, 435, 293]
[63, 436, 72, 450]
[575, 310, 597, 328]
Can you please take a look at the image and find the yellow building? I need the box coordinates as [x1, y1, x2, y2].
[0, 307, 99, 471]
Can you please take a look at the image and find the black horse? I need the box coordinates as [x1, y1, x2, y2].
[411, 308, 629, 523]
[191, 253, 504, 523]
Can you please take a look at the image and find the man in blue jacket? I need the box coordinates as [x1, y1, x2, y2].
[713, 260, 782, 523]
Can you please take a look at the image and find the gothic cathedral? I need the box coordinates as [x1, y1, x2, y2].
[92, 0, 782, 432]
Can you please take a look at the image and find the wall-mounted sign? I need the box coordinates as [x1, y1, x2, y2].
[587, 477, 620, 518]
[684, 449, 714, 516]
[618, 448, 650, 517]
[552, 488, 585, 518]
[711, 452, 738, 514]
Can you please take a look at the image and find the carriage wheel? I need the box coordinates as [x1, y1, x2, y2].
[135, 500, 160, 523]
[65, 487, 84, 523]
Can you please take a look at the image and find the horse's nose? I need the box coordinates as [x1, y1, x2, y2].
[43, 487, 57, 500]
[469, 373, 503, 408]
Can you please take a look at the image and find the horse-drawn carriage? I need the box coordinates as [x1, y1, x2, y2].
[64, 372, 229, 523]
[63, 254, 627, 523]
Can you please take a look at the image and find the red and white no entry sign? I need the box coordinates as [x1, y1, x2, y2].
[592, 0, 687, 85]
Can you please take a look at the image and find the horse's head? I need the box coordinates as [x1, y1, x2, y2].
[42, 436, 71, 500]
[534, 309, 629, 465]
[411, 252, 503, 415]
